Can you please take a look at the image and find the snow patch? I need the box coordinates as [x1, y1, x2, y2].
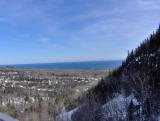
[102, 94, 139, 121]
[56, 107, 78, 121]
[0, 113, 19, 121]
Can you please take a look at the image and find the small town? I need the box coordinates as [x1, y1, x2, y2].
[0, 68, 107, 121]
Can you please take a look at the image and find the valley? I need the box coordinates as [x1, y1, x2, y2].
[0, 68, 108, 121]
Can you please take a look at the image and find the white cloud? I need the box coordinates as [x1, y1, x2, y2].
[137, 0, 160, 11]
[0, 0, 160, 64]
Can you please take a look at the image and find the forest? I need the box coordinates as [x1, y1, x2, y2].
[64, 25, 160, 121]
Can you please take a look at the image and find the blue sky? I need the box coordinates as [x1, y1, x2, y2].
[0, 0, 160, 64]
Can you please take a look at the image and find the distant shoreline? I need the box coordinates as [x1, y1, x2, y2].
[0, 60, 122, 70]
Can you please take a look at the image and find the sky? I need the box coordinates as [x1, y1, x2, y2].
[0, 0, 160, 64]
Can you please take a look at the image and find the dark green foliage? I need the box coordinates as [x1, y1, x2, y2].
[86, 25, 160, 120]
[88, 77, 121, 103]
[123, 26, 160, 94]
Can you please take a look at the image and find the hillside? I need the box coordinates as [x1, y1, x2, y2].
[60, 26, 160, 121]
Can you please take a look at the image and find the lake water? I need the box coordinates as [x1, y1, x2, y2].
[8, 60, 122, 69]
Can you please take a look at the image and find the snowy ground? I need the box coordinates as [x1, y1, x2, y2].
[101, 94, 139, 121]
[57, 94, 140, 121]
[0, 113, 18, 121]
[56, 107, 78, 121]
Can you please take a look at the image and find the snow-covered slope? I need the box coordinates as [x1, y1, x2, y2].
[0, 113, 18, 121]
[56, 107, 78, 121]
[102, 94, 139, 121]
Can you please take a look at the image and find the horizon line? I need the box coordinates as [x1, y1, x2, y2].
[0, 59, 123, 66]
